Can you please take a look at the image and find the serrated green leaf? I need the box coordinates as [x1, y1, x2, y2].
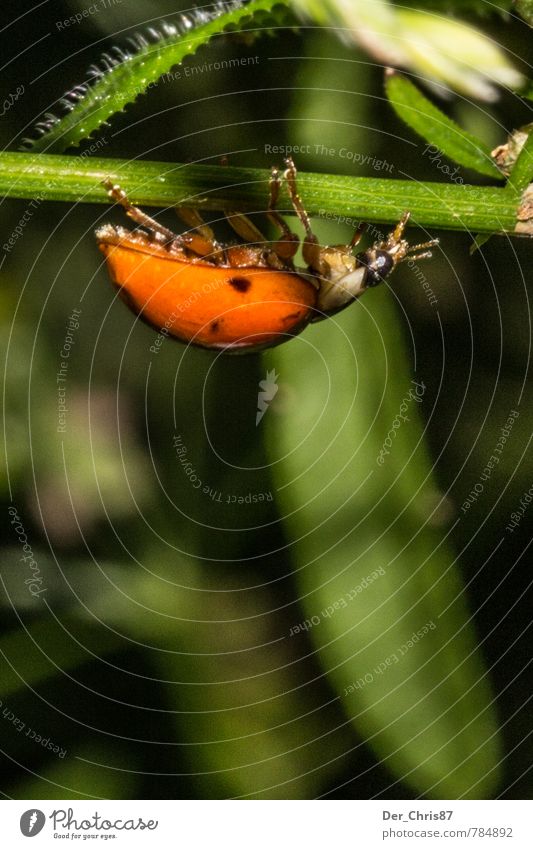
[24, 0, 291, 153]
[385, 72, 503, 179]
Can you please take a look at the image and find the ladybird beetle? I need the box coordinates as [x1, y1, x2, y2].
[96, 158, 438, 353]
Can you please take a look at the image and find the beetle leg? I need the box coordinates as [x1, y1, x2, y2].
[386, 210, 411, 248]
[225, 211, 267, 244]
[176, 207, 216, 241]
[385, 210, 439, 257]
[266, 166, 300, 262]
[103, 180, 178, 246]
[217, 153, 288, 257]
[175, 207, 225, 260]
[282, 157, 324, 273]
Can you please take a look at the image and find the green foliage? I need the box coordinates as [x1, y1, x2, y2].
[12, 746, 134, 800]
[1, 0, 531, 803]
[292, 0, 525, 100]
[0, 618, 122, 698]
[145, 554, 351, 799]
[267, 290, 501, 798]
[385, 73, 503, 179]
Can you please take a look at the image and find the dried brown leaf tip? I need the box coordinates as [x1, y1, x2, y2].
[492, 123, 533, 176]
[515, 184, 533, 235]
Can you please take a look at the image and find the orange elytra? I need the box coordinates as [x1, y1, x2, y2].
[96, 158, 438, 353]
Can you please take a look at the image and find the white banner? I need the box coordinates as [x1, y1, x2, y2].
[1, 800, 530, 847]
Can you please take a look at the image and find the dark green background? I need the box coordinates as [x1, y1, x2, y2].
[0, 0, 532, 799]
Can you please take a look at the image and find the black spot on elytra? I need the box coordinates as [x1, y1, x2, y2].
[210, 320, 220, 332]
[228, 276, 251, 293]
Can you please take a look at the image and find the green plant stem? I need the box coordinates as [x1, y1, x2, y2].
[0, 152, 528, 234]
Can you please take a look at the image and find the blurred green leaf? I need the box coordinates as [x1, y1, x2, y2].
[515, 0, 533, 24]
[0, 311, 49, 497]
[268, 286, 502, 798]
[86, 548, 353, 799]
[29, 390, 154, 546]
[385, 73, 503, 179]
[521, 81, 533, 101]
[155, 591, 352, 799]
[0, 616, 122, 698]
[11, 745, 134, 799]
